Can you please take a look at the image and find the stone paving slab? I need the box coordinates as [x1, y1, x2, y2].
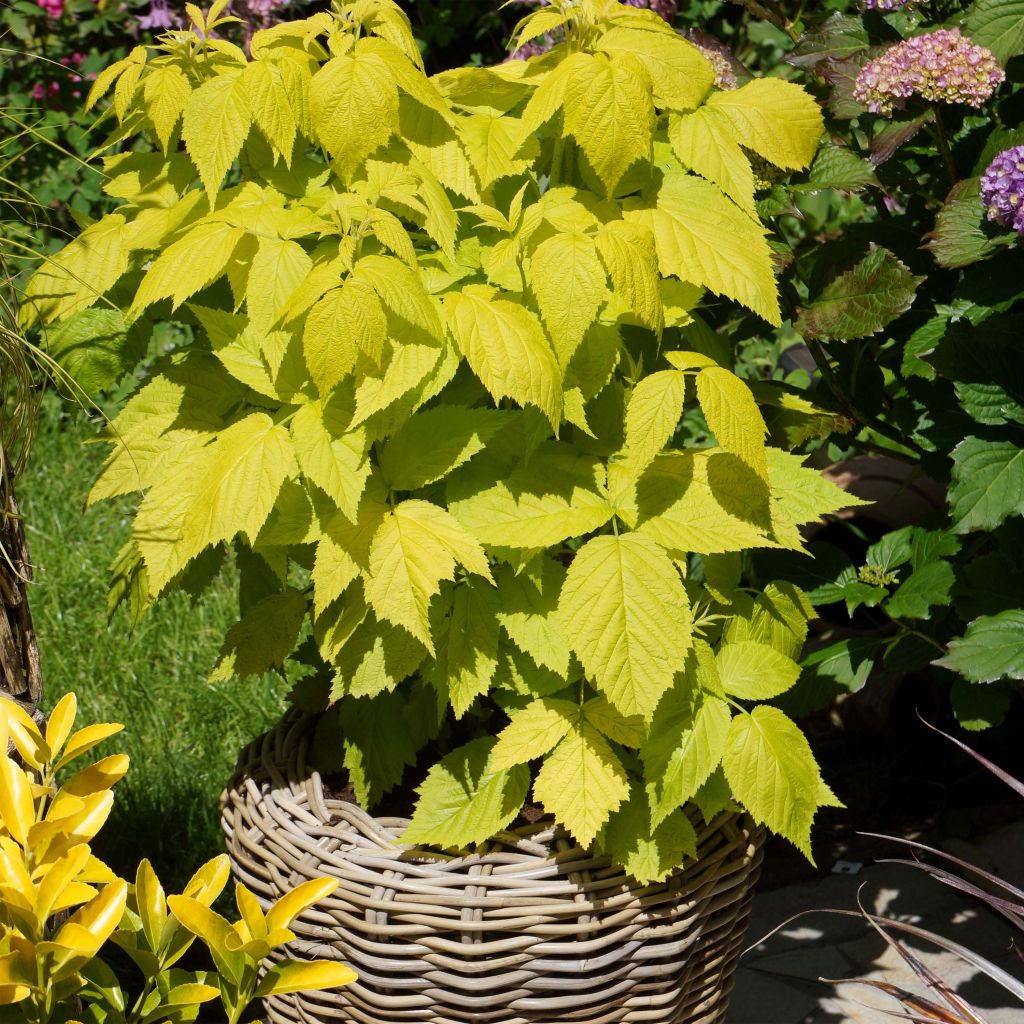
[728, 821, 1024, 1024]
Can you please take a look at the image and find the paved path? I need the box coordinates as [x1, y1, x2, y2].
[728, 821, 1024, 1024]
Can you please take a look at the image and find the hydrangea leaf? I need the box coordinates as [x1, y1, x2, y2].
[937, 610, 1024, 684]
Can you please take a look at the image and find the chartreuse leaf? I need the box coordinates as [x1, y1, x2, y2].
[247, 238, 312, 335]
[379, 406, 509, 492]
[624, 171, 781, 325]
[402, 738, 530, 848]
[310, 51, 398, 179]
[669, 109, 757, 214]
[582, 695, 646, 747]
[182, 72, 252, 201]
[595, 220, 663, 332]
[460, 112, 537, 191]
[595, 25, 714, 111]
[432, 580, 501, 717]
[558, 533, 692, 721]
[723, 706, 839, 859]
[449, 445, 613, 549]
[696, 367, 768, 481]
[619, 369, 685, 479]
[725, 582, 812, 660]
[23, 214, 129, 326]
[366, 499, 492, 652]
[243, 59, 297, 164]
[444, 285, 562, 429]
[706, 78, 823, 171]
[142, 65, 191, 154]
[495, 558, 572, 677]
[716, 641, 801, 701]
[211, 588, 306, 681]
[256, 961, 356, 999]
[134, 413, 295, 595]
[490, 698, 578, 771]
[529, 232, 608, 366]
[534, 721, 629, 848]
[937, 610, 1024, 683]
[599, 782, 697, 884]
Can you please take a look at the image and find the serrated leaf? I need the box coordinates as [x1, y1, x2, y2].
[722, 706, 831, 859]
[290, 396, 370, 523]
[495, 558, 571, 677]
[624, 171, 780, 325]
[724, 581, 812, 660]
[925, 178, 1005, 270]
[402, 738, 530, 848]
[135, 413, 295, 594]
[558, 533, 692, 721]
[563, 53, 653, 196]
[937, 610, 1024, 683]
[329, 612, 426, 699]
[449, 445, 613, 549]
[42, 308, 143, 395]
[797, 244, 922, 341]
[533, 722, 629, 847]
[706, 78, 822, 171]
[142, 65, 191, 154]
[379, 406, 509, 492]
[619, 370, 685, 480]
[243, 59, 297, 163]
[669, 109, 756, 214]
[490, 698, 578, 771]
[337, 692, 418, 806]
[182, 72, 252, 201]
[595, 26, 713, 111]
[948, 438, 1024, 533]
[964, 0, 1024, 63]
[643, 685, 730, 830]
[529, 232, 608, 366]
[696, 366, 767, 480]
[798, 142, 879, 191]
[716, 641, 800, 700]
[444, 286, 562, 429]
[582, 695, 646, 747]
[247, 238, 312, 336]
[884, 562, 954, 620]
[310, 52, 398, 179]
[600, 786, 697, 883]
[594, 220, 663, 332]
[211, 588, 306, 680]
[366, 499, 492, 651]
[434, 580, 501, 717]
[460, 112, 536, 190]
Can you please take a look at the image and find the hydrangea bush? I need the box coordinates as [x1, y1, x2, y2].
[22, 0, 865, 878]
[699, 0, 1024, 729]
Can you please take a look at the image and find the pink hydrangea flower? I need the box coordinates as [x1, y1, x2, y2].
[862, 0, 920, 9]
[981, 145, 1024, 235]
[854, 28, 1004, 116]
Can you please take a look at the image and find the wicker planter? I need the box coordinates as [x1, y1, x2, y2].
[221, 712, 765, 1024]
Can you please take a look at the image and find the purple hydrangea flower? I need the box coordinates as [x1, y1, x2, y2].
[137, 0, 175, 31]
[981, 145, 1024, 234]
[854, 28, 1004, 116]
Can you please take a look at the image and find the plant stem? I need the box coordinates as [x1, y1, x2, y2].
[931, 104, 957, 186]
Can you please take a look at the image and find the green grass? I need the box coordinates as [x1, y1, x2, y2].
[18, 396, 286, 891]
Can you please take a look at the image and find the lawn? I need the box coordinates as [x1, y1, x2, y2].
[17, 395, 286, 890]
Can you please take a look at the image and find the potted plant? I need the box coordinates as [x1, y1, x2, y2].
[22, 0, 860, 1019]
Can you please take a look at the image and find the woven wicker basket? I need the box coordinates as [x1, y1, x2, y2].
[221, 712, 765, 1024]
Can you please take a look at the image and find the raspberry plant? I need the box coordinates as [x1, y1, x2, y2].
[23, 0, 855, 878]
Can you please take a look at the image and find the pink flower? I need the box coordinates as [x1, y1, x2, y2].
[854, 28, 1004, 116]
[36, 0, 63, 18]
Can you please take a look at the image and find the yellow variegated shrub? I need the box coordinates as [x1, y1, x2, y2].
[24, 0, 861, 876]
[0, 695, 354, 1024]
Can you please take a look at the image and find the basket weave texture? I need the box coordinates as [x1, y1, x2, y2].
[221, 712, 765, 1024]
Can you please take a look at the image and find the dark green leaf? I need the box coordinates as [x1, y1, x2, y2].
[925, 179, 1006, 270]
[884, 633, 939, 673]
[801, 636, 880, 692]
[797, 245, 923, 341]
[789, 13, 869, 67]
[937, 609, 1024, 682]
[865, 527, 914, 574]
[884, 562, 955, 620]
[901, 316, 945, 380]
[948, 437, 1024, 533]
[964, 0, 1024, 63]
[796, 143, 879, 192]
[909, 528, 959, 571]
[950, 679, 1012, 731]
